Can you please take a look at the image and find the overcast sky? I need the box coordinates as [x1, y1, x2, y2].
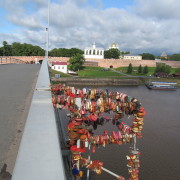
[0, 0, 180, 55]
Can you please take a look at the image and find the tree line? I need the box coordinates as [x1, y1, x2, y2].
[0, 41, 180, 61]
[127, 64, 149, 74]
[0, 41, 84, 57]
[49, 48, 83, 57]
[126, 63, 174, 75]
[0, 41, 45, 56]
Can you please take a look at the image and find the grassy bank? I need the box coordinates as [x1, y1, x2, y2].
[77, 66, 122, 78]
[115, 67, 180, 76]
[115, 67, 155, 76]
[50, 66, 180, 86]
[50, 69, 71, 77]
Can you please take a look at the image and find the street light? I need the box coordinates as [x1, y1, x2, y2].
[45, 0, 50, 60]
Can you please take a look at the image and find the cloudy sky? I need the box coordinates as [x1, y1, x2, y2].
[0, 0, 180, 55]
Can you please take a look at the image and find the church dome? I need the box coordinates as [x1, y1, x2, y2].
[109, 43, 119, 49]
[111, 43, 117, 47]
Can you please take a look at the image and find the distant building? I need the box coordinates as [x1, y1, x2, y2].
[84, 42, 104, 59]
[109, 43, 119, 50]
[51, 61, 67, 74]
[161, 51, 168, 59]
[122, 54, 142, 60]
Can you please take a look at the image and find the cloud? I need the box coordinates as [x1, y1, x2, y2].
[0, 33, 24, 45]
[8, 15, 43, 30]
[134, 0, 180, 19]
[0, 0, 180, 55]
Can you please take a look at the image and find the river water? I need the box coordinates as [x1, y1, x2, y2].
[79, 85, 180, 180]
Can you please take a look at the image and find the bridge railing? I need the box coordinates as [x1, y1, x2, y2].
[12, 59, 66, 180]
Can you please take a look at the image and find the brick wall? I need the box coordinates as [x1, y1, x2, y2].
[1, 56, 180, 68]
[85, 58, 180, 68]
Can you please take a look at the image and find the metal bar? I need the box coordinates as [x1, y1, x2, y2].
[87, 143, 91, 180]
[35, 88, 51, 91]
[133, 134, 137, 151]
[45, 0, 50, 59]
[101, 167, 120, 178]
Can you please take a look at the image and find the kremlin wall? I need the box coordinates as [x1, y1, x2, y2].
[0, 56, 180, 68]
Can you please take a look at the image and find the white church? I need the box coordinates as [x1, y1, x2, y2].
[84, 42, 104, 59]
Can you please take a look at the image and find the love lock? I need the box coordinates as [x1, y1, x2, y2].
[51, 84, 146, 180]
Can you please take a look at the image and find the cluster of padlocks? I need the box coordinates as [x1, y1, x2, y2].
[51, 84, 146, 180]
[127, 149, 140, 180]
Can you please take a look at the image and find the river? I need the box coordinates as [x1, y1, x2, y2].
[79, 85, 180, 180]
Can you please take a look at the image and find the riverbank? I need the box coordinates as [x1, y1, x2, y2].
[52, 76, 180, 87]
[51, 77, 140, 86]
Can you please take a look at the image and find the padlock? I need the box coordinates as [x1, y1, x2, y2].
[85, 139, 88, 147]
[72, 168, 79, 175]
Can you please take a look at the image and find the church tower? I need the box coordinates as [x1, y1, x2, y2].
[84, 42, 104, 59]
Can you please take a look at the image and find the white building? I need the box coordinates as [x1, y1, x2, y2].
[161, 51, 168, 59]
[122, 54, 142, 60]
[51, 61, 68, 73]
[84, 42, 104, 59]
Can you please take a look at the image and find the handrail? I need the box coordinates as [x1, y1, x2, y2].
[12, 59, 66, 180]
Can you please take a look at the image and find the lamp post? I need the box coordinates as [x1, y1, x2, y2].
[45, 0, 50, 60]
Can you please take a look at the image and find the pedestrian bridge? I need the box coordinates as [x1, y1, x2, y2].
[12, 59, 67, 180]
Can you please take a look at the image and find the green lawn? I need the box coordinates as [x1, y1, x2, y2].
[49, 66, 180, 86]
[170, 68, 180, 73]
[50, 66, 180, 78]
[115, 67, 180, 76]
[78, 66, 123, 78]
[50, 69, 71, 78]
[115, 67, 156, 76]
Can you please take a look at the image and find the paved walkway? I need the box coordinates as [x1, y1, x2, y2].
[111, 69, 149, 78]
[0, 64, 40, 174]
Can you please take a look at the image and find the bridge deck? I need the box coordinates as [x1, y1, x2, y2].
[0, 64, 40, 173]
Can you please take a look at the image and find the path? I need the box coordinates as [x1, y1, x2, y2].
[0, 64, 40, 174]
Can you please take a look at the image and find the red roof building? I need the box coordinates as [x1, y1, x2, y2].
[52, 61, 67, 65]
[51, 61, 68, 74]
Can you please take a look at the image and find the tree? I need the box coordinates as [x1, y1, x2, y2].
[12, 42, 22, 56]
[175, 68, 180, 73]
[143, 65, 149, 74]
[2, 41, 12, 56]
[69, 54, 85, 71]
[138, 65, 142, 74]
[1, 41, 45, 56]
[104, 49, 120, 59]
[155, 63, 171, 74]
[164, 65, 171, 74]
[70, 48, 83, 57]
[49, 48, 60, 57]
[127, 63, 133, 73]
[121, 51, 130, 55]
[49, 48, 83, 57]
[155, 63, 162, 73]
[140, 53, 155, 60]
[169, 54, 180, 61]
[0, 47, 3, 56]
